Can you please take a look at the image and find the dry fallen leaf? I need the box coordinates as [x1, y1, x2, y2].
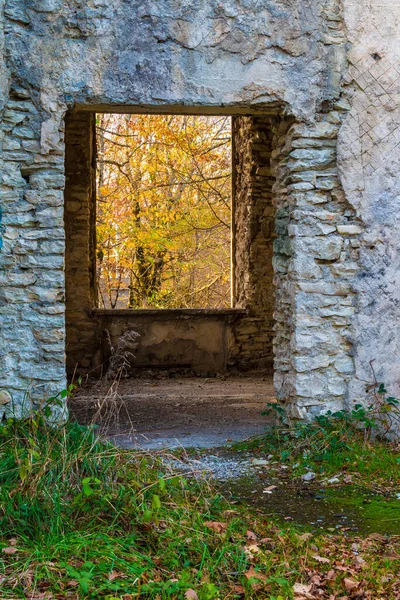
[2, 547, 17, 554]
[8, 538, 17, 546]
[67, 580, 80, 587]
[204, 521, 227, 534]
[293, 582, 315, 598]
[354, 555, 366, 567]
[312, 555, 330, 564]
[245, 565, 267, 582]
[230, 584, 245, 594]
[344, 577, 360, 591]
[108, 571, 125, 581]
[184, 590, 199, 600]
[245, 566, 267, 591]
[263, 485, 278, 493]
[246, 530, 257, 541]
[368, 533, 387, 543]
[294, 583, 311, 593]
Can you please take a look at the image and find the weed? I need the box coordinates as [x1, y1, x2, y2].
[239, 391, 400, 491]
[105, 329, 140, 380]
[0, 393, 400, 598]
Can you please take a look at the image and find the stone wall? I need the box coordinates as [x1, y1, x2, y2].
[2, 0, 398, 424]
[230, 116, 276, 372]
[98, 309, 246, 376]
[0, 81, 67, 418]
[65, 110, 99, 376]
[338, 0, 400, 406]
[271, 116, 361, 419]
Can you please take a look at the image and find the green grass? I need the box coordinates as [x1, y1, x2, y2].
[1, 414, 400, 598]
[233, 417, 400, 491]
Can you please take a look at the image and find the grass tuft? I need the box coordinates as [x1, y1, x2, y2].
[1, 412, 400, 598]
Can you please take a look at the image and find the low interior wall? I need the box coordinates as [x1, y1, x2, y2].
[95, 308, 246, 376]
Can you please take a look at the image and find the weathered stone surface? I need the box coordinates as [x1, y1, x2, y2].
[337, 0, 400, 411]
[0, 389, 11, 405]
[231, 116, 275, 372]
[0, 0, 396, 426]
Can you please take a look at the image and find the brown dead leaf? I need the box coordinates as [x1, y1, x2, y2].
[383, 552, 400, 560]
[312, 555, 330, 564]
[184, 590, 199, 600]
[230, 584, 245, 595]
[293, 582, 315, 598]
[2, 547, 17, 554]
[245, 565, 267, 582]
[310, 574, 322, 586]
[344, 577, 360, 591]
[368, 533, 387, 543]
[263, 485, 278, 492]
[354, 555, 366, 567]
[8, 538, 17, 546]
[67, 580, 79, 587]
[246, 530, 257, 541]
[108, 571, 125, 581]
[204, 521, 227, 534]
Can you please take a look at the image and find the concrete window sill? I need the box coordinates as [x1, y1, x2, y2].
[92, 308, 248, 319]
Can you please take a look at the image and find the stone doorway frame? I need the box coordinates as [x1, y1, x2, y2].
[0, 92, 357, 422]
[63, 104, 356, 422]
[64, 108, 280, 379]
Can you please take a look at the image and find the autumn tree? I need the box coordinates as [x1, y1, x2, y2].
[96, 114, 231, 309]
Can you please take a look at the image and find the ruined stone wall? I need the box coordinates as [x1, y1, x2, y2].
[65, 110, 99, 376]
[230, 116, 275, 372]
[1, 0, 391, 422]
[338, 0, 400, 406]
[99, 309, 245, 376]
[271, 116, 360, 419]
[0, 81, 67, 417]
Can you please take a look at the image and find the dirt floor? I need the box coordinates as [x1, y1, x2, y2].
[70, 376, 275, 449]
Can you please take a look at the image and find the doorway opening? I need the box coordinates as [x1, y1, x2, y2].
[64, 110, 280, 380]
